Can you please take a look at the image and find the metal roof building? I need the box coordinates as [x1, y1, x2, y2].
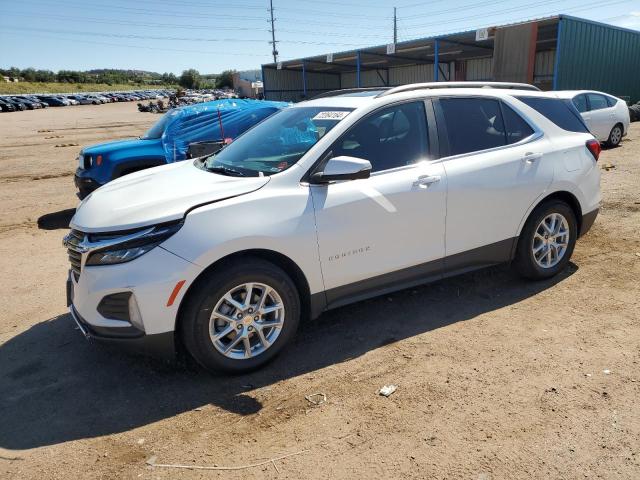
[262, 15, 640, 103]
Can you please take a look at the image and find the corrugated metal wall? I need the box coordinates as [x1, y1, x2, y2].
[558, 17, 640, 103]
[465, 57, 492, 80]
[263, 67, 339, 101]
[533, 50, 555, 82]
[340, 64, 448, 88]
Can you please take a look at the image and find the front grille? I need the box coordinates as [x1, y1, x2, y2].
[66, 229, 85, 280]
[83, 154, 91, 169]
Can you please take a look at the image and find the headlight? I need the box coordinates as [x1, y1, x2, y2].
[85, 222, 182, 266]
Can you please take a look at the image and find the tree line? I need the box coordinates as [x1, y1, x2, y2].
[1, 67, 238, 90]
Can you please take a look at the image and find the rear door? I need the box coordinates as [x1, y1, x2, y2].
[585, 93, 612, 141]
[434, 96, 553, 267]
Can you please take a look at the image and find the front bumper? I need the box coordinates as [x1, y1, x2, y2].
[69, 304, 175, 360]
[74, 168, 102, 198]
[66, 245, 201, 360]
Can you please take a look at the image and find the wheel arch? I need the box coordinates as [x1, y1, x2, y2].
[513, 190, 584, 257]
[175, 248, 314, 345]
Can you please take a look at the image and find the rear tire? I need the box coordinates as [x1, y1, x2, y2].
[514, 200, 577, 280]
[606, 124, 623, 147]
[180, 258, 300, 374]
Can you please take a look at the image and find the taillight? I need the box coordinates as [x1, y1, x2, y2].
[586, 139, 601, 161]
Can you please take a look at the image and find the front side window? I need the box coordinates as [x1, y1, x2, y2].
[439, 98, 506, 156]
[331, 101, 429, 172]
[203, 107, 352, 176]
[573, 94, 588, 113]
[587, 93, 608, 111]
[502, 103, 535, 144]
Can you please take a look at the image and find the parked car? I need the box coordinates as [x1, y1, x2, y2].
[555, 90, 630, 147]
[64, 95, 92, 105]
[13, 95, 48, 108]
[0, 98, 17, 112]
[10, 96, 43, 109]
[2, 97, 28, 111]
[64, 82, 601, 373]
[74, 99, 288, 198]
[36, 96, 69, 107]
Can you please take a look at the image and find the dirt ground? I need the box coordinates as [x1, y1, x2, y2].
[0, 103, 639, 480]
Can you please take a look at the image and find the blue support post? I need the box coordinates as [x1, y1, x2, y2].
[302, 60, 307, 98]
[552, 18, 563, 91]
[434, 39, 439, 82]
[356, 51, 361, 87]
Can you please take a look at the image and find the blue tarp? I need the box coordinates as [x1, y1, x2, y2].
[161, 99, 289, 161]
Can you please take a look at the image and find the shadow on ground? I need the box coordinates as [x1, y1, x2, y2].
[37, 208, 76, 230]
[0, 264, 576, 450]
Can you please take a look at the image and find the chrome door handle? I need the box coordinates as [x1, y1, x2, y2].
[523, 152, 543, 163]
[413, 175, 441, 188]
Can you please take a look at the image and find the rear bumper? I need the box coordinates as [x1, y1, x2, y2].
[580, 208, 599, 237]
[69, 304, 176, 360]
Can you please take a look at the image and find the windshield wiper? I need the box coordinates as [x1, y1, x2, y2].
[206, 165, 246, 177]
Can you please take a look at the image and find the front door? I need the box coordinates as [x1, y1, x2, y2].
[311, 101, 447, 306]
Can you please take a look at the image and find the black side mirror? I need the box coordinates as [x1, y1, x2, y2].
[311, 156, 372, 184]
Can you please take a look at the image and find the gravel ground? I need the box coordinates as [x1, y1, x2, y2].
[0, 103, 639, 479]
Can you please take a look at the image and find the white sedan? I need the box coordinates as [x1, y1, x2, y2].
[556, 90, 630, 147]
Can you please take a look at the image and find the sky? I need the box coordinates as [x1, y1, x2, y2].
[0, 0, 639, 75]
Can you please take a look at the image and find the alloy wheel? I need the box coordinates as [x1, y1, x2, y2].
[532, 213, 570, 268]
[208, 282, 285, 360]
[610, 126, 622, 145]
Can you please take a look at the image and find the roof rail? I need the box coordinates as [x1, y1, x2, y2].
[376, 82, 541, 98]
[311, 87, 390, 100]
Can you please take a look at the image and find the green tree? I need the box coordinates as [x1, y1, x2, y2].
[179, 69, 201, 89]
[215, 69, 236, 89]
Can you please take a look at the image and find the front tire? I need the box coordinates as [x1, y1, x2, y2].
[180, 258, 300, 374]
[606, 124, 623, 147]
[514, 200, 577, 280]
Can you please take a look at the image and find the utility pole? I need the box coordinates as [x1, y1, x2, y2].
[269, 0, 278, 63]
[393, 7, 397, 45]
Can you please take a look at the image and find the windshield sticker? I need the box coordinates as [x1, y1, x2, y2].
[312, 111, 350, 121]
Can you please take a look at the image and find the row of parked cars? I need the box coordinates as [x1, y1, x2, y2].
[0, 89, 173, 112]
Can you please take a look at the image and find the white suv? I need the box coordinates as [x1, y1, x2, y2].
[64, 83, 601, 373]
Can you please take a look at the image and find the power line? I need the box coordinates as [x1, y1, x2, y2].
[0, 10, 390, 39]
[0, 25, 375, 47]
[401, 0, 624, 29]
[0, 32, 271, 58]
[398, 0, 631, 38]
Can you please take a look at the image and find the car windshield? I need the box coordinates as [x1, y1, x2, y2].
[201, 106, 353, 176]
[141, 112, 173, 140]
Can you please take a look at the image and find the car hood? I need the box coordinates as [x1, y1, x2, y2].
[83, 138, 153, 155]
[71, 160, 270, 232]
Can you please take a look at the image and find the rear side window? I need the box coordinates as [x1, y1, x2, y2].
[515, 96, 589, 133]
[439, 98, 506, 155]
[501, 104, 535, 144]
[605, 95, 618, 107]
[573, 94, 588, 113]
[587, 93, 608, 111]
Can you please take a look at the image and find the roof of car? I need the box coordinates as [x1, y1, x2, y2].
[297, 86, 555, 109]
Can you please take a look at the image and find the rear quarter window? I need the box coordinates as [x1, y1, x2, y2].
[515, 96, 589, 133]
